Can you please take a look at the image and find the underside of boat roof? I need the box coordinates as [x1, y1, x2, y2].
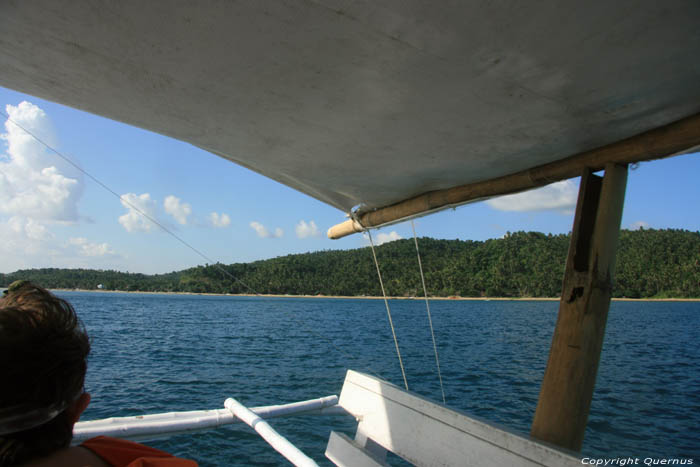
[1, 0, 699, 221]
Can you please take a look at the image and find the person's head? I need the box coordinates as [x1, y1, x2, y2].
[0, 281, 91, 465]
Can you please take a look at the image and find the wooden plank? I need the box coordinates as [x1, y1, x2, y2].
[326, 431, 388, 467]
[531, 163, 628, 451]
[336, 370, 580, 467]
[328, 113, 698, 238]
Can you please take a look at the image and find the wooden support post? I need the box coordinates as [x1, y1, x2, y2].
[531, 162, 628, 451]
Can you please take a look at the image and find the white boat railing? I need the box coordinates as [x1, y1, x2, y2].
[73, 395, 345, 444]
[225, 397, 319, 467]
[74, 374, 585, 466]
[326, 370, 582, 467]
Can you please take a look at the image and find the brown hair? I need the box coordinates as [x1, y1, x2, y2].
[0, 282, 90, 465]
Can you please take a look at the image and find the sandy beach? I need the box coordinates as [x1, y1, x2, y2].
[40, 288, 700, 302]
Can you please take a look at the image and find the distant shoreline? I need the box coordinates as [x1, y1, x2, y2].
[3, 230, 698, 300]
[41, 288, 700, 302]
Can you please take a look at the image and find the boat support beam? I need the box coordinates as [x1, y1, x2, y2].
[328, 113, 699, 239]
[531, 163, 628, 451]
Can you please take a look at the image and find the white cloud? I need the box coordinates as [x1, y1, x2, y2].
[486, 180, 577, 214]
[68, 237, 114, 257]
[0, 101, 83, 222]
[8, 215, 52, 242]
[163, 195, 191, 225]
[0, 218, 117, 271]
[295, 220, 320, 238]
[0, 217, 53, 263]
[0, 102, 119, 272]
[630, 221, 650, 230]
[250, 221, 283, 238]
[118, 193, 158, 232]
[375, 231, 402, 245]
[209, 212, 231, 228]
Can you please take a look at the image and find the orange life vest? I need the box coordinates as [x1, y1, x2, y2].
[81, 436, 197, 467]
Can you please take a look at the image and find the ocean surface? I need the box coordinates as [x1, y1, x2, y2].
[58, 292, 699, 466]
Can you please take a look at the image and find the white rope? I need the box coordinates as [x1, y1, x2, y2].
[0, 110, 257, 295]
[367, 230, 409, 391]
[1, 109, 379, 380]
[411, 220, 446, 404]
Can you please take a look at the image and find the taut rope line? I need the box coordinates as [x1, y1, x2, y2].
[411, 220, 446, 404]
[1, 109, 381, 378]
[0, 109, 257, 296]
[367, 230, 409, 391]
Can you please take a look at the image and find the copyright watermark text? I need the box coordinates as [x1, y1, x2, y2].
[581, 458, 694, 466]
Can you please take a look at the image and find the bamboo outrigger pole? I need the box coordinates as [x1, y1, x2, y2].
[328, 113, 700, 239]
[531, 163, 628, 451]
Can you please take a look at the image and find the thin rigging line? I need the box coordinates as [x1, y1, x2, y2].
[0, 109, 257, 295]
[411, 220, 446, 404]
[367, 230, 409, 391]
[1, 109, 380, 378]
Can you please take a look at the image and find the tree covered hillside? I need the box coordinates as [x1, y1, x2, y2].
[1, 229, 698, 298]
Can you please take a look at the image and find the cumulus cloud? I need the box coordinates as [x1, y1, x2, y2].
[0, 101, 83, 222]
[8, 215, 52, 242]
[68, 237, 114, 257]
[250, 221, 283, 238]
[0, 102, 118, 271]
[630, 221, 650, 230]
[375, 231, 402, 245]
[486, 180, 577, 214]
[163, 195, 191, 225]
[295, 220, 320, 238]
[209, 212, 231, 228]
[0, 217, 54, 263]
[118, 193, 158, 232]
[0, 218, 116, 270]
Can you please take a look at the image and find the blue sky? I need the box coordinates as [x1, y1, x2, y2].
[1, 86, 698, 274]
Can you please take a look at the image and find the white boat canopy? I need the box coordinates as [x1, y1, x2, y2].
[1, 1, 699, 233]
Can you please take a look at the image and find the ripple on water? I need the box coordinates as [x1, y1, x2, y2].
[60, 293, 700, 464]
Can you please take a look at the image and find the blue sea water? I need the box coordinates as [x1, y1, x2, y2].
[58, 292, 699, 466]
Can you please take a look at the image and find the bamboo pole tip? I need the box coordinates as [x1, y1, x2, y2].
[327, 219, 364, 239]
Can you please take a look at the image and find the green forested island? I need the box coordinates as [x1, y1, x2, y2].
[2, 229, 698, 298]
